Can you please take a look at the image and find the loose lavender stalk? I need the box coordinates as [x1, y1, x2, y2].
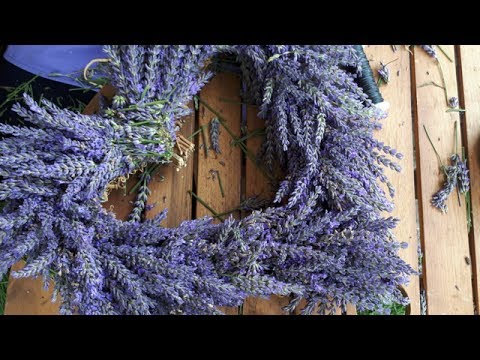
[378, 62, 390, 84]
[457, 158, 470, 194]
[209, 117, 221, 154]
[128, 170, 151, 223]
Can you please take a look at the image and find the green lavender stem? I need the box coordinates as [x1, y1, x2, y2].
[418, 81, 445, 90]
[0, 75, 38, 116]
[129, 164, 161, 195]
[436, 45, 453, 63]
[140, 85, 150, 101]
[216, 171, 225, 198]
[198, 97, 275, 182]
[423, 125, 447, 174]
[188, 191, 221, 219]
[436, 60, 449, 107]
[117, 99, 168, 112]
[454, 121, 461, 206]
[187, 124, 208, 140]
[454, 121, 459, 156]
[214, 207, 241, 218]
[218, 97, 258, 107]
[232, 128, 265, 145]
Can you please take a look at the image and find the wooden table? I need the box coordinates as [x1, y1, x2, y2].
[4, 45, 479, 315]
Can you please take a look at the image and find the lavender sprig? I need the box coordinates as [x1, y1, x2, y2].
[209, 117, 221, 154]
[431, 161, 458, 213]
[128, 170, 152, 223]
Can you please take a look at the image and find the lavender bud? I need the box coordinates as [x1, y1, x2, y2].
[448, 97, 459, 108]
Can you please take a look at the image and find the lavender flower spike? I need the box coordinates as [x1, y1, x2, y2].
[449, 97, 459, 108]
[420, 45, 438, 59]
[457, 159, 470, 194]
[209, 117, 221, 154]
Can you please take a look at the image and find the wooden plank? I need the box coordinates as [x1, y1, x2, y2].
[196, 72, 242, 315]
[4, 85, 137, 314]
[459, 45, 480, 312]
[346, 304, 357, 315]
[145, 103, 194, 228]
[414, 45, 474, 314]
[242, 105, 290, 315]
[4, 261, 58, 315]
[363, 45, 420, 315]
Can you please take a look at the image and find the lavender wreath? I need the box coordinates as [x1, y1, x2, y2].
[0, 46, 415, 315]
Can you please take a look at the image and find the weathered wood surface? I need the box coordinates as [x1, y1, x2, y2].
[414, 45, 474, 314]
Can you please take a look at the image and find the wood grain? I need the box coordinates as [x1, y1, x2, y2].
[414, 45, 474, 314]
[458, 45, 480, 311]
[242, 105, 290, 315]
[196, 72, 242, 315]
[364, 45, 420, 314]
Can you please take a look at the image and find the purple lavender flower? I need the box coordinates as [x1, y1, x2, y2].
[431, 157, 459, 213]
[420, 45, 437, 59]
[457, 159, 470, 194]
[449, 96, 459, 108]
[209, 117, 221, 154]
[378, 62, 390, 83]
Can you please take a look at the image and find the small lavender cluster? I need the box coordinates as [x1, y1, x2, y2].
[104, 45, 214, 144]
[0, 45, 415, 315]
[209, 117, 221, 154]
[431, 154, 470, 213]
[378, 62, 390, 83]
[420, 45, 438, 59]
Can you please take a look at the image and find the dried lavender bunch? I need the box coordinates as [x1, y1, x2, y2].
[428, 122, 470, 212]
[420, 45, 438, 59]
[209, 117, 221, 154]
[431, 160, 458, 213]
[104, 45, 215, 146]
[0, 45, 415, 315]
[0, 94, 171, 209]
